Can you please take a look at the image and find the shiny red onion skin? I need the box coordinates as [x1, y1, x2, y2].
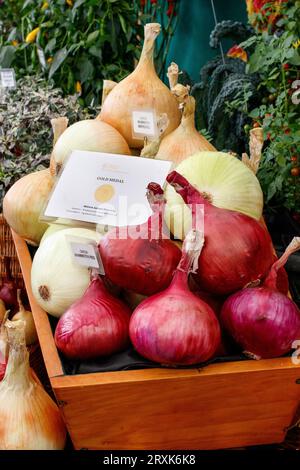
[99, 233, 181, 296]
[193, 211, 274, 295]
[0, 363, 6, 381]
[274, 267, 289, 295]
[129, 272, 221, 365]
[167, 171, 275, 296]
[55, 277, 131, 360]
[220, 287, 300, 358]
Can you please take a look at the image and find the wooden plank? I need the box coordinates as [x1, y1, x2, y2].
[11, 230, 64, 378]
[50, 355, 299, 389]
[54, 367, 300, 450]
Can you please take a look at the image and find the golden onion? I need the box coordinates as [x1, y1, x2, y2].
[99, 23, 181, 149]
[3, 169, 53, 246]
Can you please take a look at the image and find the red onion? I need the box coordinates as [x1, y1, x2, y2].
[129, 230, 221, 365]
[0, 311, 9, 381]
[166, 171, 274, 295]
[269, 254, 289, 295]
[0, 257, 18, 312]
[55, 272, 131, 360]
[99, 183, 181, 296]
[220, 237, 300, 359]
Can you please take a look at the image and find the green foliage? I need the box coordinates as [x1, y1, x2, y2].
[0, 0, 143, 106]
[194, 1, 300, 214]
[209, 20, 254, 49]
[240, 1, 300, 214]
[191, 57, 261, 154]
[0, 75, 98, 209]
[0, 1, 180, 106]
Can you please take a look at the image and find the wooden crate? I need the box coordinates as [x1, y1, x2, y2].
[12, 230, 300, 450]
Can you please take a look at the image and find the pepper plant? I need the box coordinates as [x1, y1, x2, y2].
[0, 0, 179, 106]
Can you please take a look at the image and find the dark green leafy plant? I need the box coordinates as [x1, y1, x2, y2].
[0, 75, 98, 209]
[193, 1, 300, 215]
[192, 55, 261, 154]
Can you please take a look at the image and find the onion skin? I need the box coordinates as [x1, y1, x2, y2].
[156, 96, 215, 164]
[99, 24, 181, 149]
[0, 301, 6, 324]
[220, 288, 300, 359]
[167, 171, 274, 295]
[55, 276, 131, 360]
[165, 151, 264, 240]
[0, 257, 18, 312]
[3, 169, 52, 246]
[99, 183, 182, 296]
[129, 230, 221, 365]
[31, 228, 102, 318]
[50, 119, 131, 176]
[100, 235, 181, 296]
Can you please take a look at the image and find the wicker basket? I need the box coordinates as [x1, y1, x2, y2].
[0, 214, 52, 396]
[0, 214, 25, 289]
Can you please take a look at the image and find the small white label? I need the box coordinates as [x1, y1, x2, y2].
[132, 110, 157, 139]
[70, 241, 104, 273]
[0, 69, 16, 88]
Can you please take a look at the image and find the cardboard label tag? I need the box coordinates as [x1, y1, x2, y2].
[132, 110, 157, 139]
[69, 240, 104, 274]
[0, 69, 16, 88]
[43, 151, 172, 227]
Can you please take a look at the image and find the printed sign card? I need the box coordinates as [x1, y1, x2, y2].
[44, 150, 172, 227]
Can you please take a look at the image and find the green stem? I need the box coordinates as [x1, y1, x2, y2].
[281, 64, 288, 117]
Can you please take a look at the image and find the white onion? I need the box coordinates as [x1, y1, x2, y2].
[165, 151, 263, 240]
[50, 119, 131, 175]
[31, 228, 102, 317]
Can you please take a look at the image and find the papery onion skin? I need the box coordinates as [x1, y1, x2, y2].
[167, 171, 274, 295]
[156, 96, 215, 165]
[31, 228, 102, 317]
[0, 320, 66, 450]
[100, 236, 181, 296]
[220, 288, 300, 359]
[50, 119, 131, 175]
[3, 169, 52, 246]
[165, 151, 264, 239]
[129, 230, 221, 365]
[99, 24, 181, 149]
[55, 276, 131, 360]
[99, 182, 181, 296]
[0, 300, 6, 324]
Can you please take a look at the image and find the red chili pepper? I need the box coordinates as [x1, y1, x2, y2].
[167, 3, 176, 16]
[140, 0, 146, 7]
[283, 63, 290, 70]
[150, 0, 157, 4]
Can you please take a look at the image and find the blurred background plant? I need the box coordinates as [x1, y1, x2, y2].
[0, 0, 180, 107]
[191, 0, 300, 217]
[0, 75, 98, 210]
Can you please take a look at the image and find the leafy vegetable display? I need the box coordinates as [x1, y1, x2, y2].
[192, 0, 300, 216]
